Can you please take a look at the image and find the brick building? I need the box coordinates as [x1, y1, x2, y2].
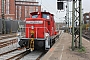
[0, 0, 41, 20]
[83, 12, 90, 24]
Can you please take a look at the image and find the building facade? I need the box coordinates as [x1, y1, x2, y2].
[83, 12, 90, 24]
[0, 0, 41, 20]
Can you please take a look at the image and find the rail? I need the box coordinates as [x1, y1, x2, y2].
[82, 34, 90, 40]
[0, 39, 17, 48]
[6, 50, 29, 60]
[0, 49, 45, 60]
[0, 49, 18, 56]
[0, 48, 26, 60]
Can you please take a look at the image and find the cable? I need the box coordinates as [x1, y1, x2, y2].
[37, 0, 64, 21]
[44, 0, 56, 11]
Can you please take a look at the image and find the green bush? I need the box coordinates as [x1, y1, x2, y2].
[78, 46, 86, 52]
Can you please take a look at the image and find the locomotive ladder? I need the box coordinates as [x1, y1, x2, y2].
[29, 30, 34, 51]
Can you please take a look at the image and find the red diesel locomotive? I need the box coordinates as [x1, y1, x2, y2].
[18, 12, 58, 51]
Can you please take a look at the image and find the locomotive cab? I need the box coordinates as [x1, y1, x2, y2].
[17, 12, 58, 51]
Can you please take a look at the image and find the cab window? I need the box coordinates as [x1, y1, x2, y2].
[32, 14, 38, 18]
[42, 14, 50, 19]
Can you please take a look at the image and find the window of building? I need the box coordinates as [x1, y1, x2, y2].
[25, 6, 26, 17]
[36, 7, 38, 12]
[86, 15, 89, 18]
[6, 0, 9, 14]
[25, 6, 29, 17]
[86, 20, 89, 23]
[29, 6, 34, 13]
[19, 6, 21, 20]
[16, 0, 35, 2]
[16, 6, 17, 20]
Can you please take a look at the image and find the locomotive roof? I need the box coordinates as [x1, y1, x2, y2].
[30, 12, 54, 16]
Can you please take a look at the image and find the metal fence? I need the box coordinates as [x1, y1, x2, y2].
[5, 20, 12, 33]
[11, 20, 18, 33]
[0, 19, 2, 34]
[18, 20, 25, 32]
[0, 19, 25, 34]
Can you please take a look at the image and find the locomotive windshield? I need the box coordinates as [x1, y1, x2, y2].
[32, 14, 38, 18]
[42, 14, 50, 19]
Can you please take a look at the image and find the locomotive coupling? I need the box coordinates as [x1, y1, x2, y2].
[29, 30, 34, 51]
[30, 38, 34, 51]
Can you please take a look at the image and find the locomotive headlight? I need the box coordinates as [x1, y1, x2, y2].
[16, 32, 21, 36]
[45, 33, 49, 38]
[31, 26, 34, 29]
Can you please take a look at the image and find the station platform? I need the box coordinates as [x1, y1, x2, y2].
[41, 31, 90, 60]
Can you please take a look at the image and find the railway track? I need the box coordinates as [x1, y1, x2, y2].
[20, 31, 62, 60]
[82, 31, 90, 40]
[0, 49, 18, 56]
[6, 50, 29, 60]
[0, 34, 16, 40]
[0, 48, 44, 60]
[0, 36, 18, 55]
[0, 31, 62, 60]
[20, 51, 44, 60]
[0, 48, 26, 60]
[0, 33, 24, 49]
[82, 34, 90, 40]
[0, 37, 17, 48]
[0, 33, 24, 48]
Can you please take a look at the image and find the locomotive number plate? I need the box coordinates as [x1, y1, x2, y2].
[26, 21, 43, 24]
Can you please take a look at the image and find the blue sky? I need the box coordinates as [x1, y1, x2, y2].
[36, 0, 90, 22]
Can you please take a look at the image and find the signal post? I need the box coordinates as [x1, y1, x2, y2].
[57, 0, 82, 50]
